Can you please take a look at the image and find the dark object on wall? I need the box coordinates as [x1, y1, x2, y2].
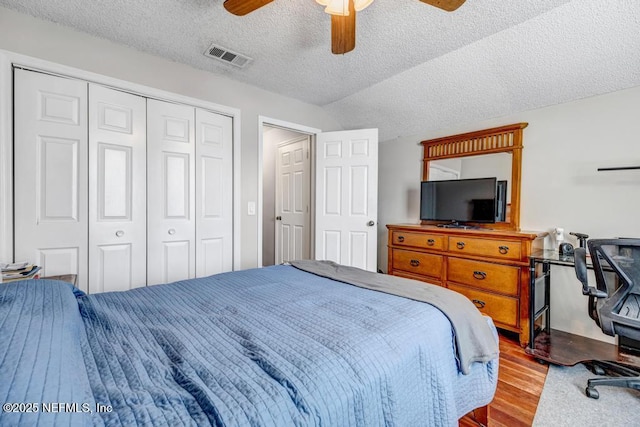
[573, 239, 640, 399]
[597, 166, 640, 171]
[559, 242, 574, 256]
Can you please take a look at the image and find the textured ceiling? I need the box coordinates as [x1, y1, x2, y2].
[1, 0, 639, 141]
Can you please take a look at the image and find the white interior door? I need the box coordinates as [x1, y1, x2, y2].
[429, 163, 460, 180]
[147, 99, 195, 285]
[315, 129, 378, 271]
[275, 137, 310, 263]
[88, 84, 147, 293]
[195, 108, 233, 277]
[13, 69, 89, 291]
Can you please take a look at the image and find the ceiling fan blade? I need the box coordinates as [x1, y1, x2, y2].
[331, 1, 356, 54]
[224, 0, 274, 16]
[419, 0, 466, 12]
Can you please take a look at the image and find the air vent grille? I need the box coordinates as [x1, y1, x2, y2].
[204, 43, 252, 68]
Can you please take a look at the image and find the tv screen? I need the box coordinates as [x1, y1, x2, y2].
[420, 177, 497, 223]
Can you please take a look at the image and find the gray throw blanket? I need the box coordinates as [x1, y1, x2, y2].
[290, 260, 499, 375]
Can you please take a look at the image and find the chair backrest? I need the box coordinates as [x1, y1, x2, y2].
[585, 239, 640, 342]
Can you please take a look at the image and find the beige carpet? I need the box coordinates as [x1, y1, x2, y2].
[533, 363, 640, 426]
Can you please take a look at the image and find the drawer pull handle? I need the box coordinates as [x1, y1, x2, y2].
[473, 271, 487, 280]
[397, 236, 405, 242]
[456, 241, 465, 250]
[410, 259, 420, 267]
[498, 245, 509, 254]
[427, 239, 435, 246]
[472, 299, 486, 309]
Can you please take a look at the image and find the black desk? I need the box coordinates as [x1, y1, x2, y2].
[528, 250, 591, 348]
[526, 251, 640, 366]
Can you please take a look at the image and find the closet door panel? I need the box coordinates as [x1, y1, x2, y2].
[147, 100, 195, 285]
[14, 69, 89, 291]
[89, 84, 147, 293]
[196, 109, 233, 277]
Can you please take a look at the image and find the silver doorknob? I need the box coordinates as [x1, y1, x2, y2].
[168, 228, 176, 235]
[115, 230, 124, 237]
[367, 220, 375, 226]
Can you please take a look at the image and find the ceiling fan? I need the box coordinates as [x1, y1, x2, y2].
[223, 0, 466, 54]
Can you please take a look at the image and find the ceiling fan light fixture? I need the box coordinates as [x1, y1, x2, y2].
[316, 0, 372, 16]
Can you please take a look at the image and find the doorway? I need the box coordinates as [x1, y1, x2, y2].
[258, 117, 379, 271]
[260, 120, 319, 267]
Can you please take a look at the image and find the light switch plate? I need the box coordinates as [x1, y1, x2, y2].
[247, 201, 256, 216]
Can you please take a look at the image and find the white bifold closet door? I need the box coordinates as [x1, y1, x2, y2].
[146, 102, 233, 284]
[195, 109, 233, 277]
[146, 100, 196, 285]
[88, 84, 147, 293]
[14, 69, 234, 292]
[14, 69, 89, 291]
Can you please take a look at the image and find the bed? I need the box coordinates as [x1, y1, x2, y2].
[0, 260, 499, 426]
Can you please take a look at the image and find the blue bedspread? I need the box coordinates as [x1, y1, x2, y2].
[1, 265, 498, 426]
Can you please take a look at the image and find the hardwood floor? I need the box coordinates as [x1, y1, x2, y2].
[460, 331, 549, 427]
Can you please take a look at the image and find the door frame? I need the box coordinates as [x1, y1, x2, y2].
[257, 116, 321, 267]
[0, 50, 242, 269]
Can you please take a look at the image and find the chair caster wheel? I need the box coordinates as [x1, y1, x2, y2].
[586, 386, 599, 399]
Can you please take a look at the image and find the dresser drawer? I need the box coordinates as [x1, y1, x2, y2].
[447, 257, 519, 296]
[448, 284, 519, 328]
[392, 249, 443, 279]
[447, 236, 522, 261]
[392, 231, 446, 251]
[391, 270, 443, 287]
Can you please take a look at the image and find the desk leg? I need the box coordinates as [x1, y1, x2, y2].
[529, 259, 552, 347]
[543, 262, 551, 334]
[529, 258, 536, 347]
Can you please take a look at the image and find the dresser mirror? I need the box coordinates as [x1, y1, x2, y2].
[421, 123, 527, 231]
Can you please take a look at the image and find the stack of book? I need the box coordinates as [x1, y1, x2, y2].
[1, 262, 42, 283]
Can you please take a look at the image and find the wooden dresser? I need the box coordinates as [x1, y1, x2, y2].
[387, 224, 546, 346]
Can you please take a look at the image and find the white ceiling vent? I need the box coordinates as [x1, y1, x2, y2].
[204, 43, 252, 68]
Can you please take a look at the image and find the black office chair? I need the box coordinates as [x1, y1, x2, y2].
[574, 238, 640, 399]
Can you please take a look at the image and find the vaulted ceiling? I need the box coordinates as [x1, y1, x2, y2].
[1, 0, 639, 141]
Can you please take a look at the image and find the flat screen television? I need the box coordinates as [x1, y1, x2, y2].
[420, 177, 497, 224]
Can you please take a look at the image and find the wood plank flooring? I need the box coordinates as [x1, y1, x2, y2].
[459, 331, 549, 427]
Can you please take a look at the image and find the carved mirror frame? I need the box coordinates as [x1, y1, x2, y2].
[420, 122, 528, 231]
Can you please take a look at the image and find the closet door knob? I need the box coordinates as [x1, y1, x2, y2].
[168, 228, 176, 235]
[115, 230, 124, 237]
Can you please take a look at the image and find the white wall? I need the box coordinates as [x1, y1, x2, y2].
[0, 7, 342, 269]
[378, 84, 640, 342]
